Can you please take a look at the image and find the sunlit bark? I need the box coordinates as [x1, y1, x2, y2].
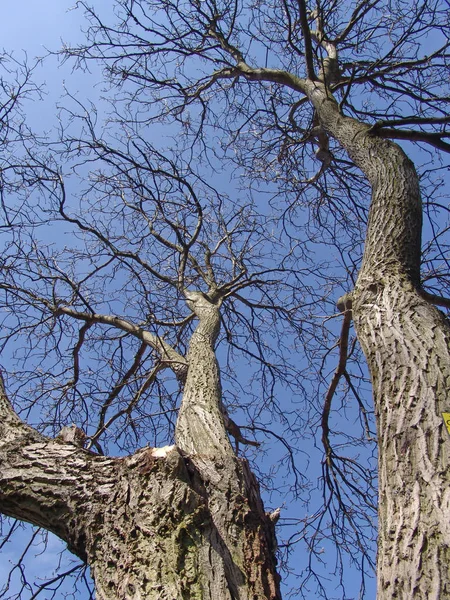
[0, 295, 280, 599]
[307, 82, 450, 598]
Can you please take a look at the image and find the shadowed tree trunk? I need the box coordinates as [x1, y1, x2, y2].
[0, 291, 281, 600]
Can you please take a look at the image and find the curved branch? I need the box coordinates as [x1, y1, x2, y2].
[370, 126, 450, 154]
[56, 307, 188, 381]
[321, 301, 353, 466]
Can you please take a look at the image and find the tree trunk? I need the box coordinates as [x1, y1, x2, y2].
[307, 82, 450, 598]
[355, 275, 450, 599]
[0, 438, 280, 599]
[0, 295, 281, 599]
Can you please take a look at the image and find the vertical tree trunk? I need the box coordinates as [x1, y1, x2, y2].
[307, 82, 450, 598]
[355, 275, 450, 599]
[175, 291, 234, 462]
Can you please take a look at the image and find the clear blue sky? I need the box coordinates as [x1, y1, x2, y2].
[1, 2, 82, 66]
[0, 3, 377, 599]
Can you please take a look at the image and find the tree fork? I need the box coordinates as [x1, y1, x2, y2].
[0, 437, 281, 599]
[0, 292, 281, 599]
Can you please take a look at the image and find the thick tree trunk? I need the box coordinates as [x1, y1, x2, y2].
[355, 275, 450, 599]
[307, 82, 450, 598]
[0, 295, 281, 600]
[0, 438, 280, 599]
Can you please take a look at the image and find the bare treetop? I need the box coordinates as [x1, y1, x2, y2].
[0, 0, 450, 598]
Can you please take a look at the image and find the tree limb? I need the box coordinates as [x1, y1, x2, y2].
[321, 299, 353, 466]
[370, 126, 450, 153]
[56, 307, 188, 381]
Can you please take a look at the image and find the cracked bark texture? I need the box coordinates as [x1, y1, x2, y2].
[306, 82, 450, 598]
[0, 296, 280, 600]
[175, 291, 234, 463]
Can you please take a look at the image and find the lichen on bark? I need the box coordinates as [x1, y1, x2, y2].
[0, 291, 281, 600]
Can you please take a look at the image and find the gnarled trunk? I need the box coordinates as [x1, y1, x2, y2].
[0, 294, 281, 600]
[308, 82, 450, 598]
[0, 439, 280, 599]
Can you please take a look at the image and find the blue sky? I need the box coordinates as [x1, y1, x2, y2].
[3, 1, 448, 595]
[1, 4, 98, 598]
[0, 1, 102, 134]
[0, 3, 378, 599]
[1, 2, 73, 53]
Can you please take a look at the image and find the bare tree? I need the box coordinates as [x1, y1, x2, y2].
[1, 0, 450, 598]
[0, 62, 312, 597]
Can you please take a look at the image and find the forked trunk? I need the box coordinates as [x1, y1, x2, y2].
[0, 293, 281, 600]
[0, 439, 280, 599]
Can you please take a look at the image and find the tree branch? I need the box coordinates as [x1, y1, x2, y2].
[321, 299, 353, 466]
[56, 307, 188, 381]
[370, 126, 450, 153]
[419, 289, 450, 310]
[296, 0, 317, 80]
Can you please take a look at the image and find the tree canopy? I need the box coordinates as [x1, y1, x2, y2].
[0, 0, 450, 598]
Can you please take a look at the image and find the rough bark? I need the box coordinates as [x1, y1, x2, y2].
[175, 291, 234, 463]
[0, 295, 281, 600]
[306, 82, 450, 598]
[1, 440, 279, 599]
